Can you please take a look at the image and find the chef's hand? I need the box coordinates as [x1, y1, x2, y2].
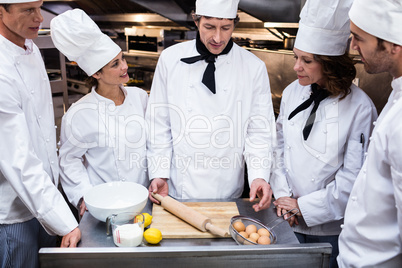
[60, 227, 81, 248]
[78, 198, 87, 217]
[276, 207, 299, 227]
[273, 197, 302, 216]
[249, 178, 272, 212]
[149, 178, 169, 204]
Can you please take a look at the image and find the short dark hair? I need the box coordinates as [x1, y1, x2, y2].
[0, 4, 11, 12]
[376, 37, 386, 51]
[313, 52, 356, 99]
[192, 13, 240, 26]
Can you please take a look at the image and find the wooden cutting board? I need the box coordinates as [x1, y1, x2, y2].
[151, 202, 239, 238]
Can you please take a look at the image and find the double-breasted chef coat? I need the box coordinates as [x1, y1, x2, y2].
[0, 35, 77, 236]
[272, 80, 377, 236]
[338, 76, 402, 267]
[59, 86, 148, 207]
[146, 40, 276, 199]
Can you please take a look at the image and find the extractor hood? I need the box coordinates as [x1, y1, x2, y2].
[42, 0, 303, 32]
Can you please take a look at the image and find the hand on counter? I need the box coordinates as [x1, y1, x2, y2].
[149, 178, 169, 204]
[60, 227, 81, 248]
[249, 178, 273, 212]
[78, 198, 87, 217]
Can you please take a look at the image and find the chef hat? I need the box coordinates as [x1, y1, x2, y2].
[350, 0, 402, 46]
[0, 0, 37, 3]
[50, 9, 121, 76]
[294, 0, 353, 56]
[195, 0, 239, 19]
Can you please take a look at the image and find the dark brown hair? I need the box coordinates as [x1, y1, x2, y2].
[0, 4, 10, 12]
[313, 52, 356, 99]
[84, 68, 103, 89]
[377, 37, 386, 51]
[193, 13, 240, 26]
[85, 76, 98, 89]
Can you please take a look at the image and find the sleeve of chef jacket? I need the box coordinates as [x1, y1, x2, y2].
[244, 61, 276, 185]
[145, 50, 173, 180]
[388, 115, 402, 243]
[0, 77, 78, 236]
[270, 86, 292, 199]
[299, 101, 377, 227]
[58, 107, 93, 208]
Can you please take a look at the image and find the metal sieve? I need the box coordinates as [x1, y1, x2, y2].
[229, 209, 298, 245]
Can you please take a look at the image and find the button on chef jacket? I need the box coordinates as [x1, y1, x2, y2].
[146, 40, 276, 199]
[0, 35, 78, 235]
[271, 80, 377, 236]
[59, 86, 149, 207]
[338, 76, 402, 267]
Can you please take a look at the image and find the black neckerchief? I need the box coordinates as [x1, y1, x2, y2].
[181, 33, 234, 94]
[288, 83, 330, 140]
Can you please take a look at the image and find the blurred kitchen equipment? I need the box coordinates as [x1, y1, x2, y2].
[230, 209, 298, 245]
[84, 181, 148, 222]
[152, 193, 228, 237]
[284, 37, 296, 50]
[125, 26, 196, 54]
[106, 212, 144, 247]
[249, 40, 283, 49]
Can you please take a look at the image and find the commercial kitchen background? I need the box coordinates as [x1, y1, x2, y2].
[38, 0, 392, 165]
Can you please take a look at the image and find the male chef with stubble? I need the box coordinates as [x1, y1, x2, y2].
[146, 0, 281, 212]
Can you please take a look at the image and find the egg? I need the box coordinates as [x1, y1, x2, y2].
[239, 231, 248, 238]
[257, 235, 271, 245]
[246, 235, 257, 243]
[245, 224, 257, 235]
[243, 239, 255, 245]
[257, 228, 270, 237]
[233, 221, 246, 232]
[249, 232, 260, 242]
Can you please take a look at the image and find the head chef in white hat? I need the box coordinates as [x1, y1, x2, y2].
[51, 9, 149, 219]
[337, 1, 402, 267]
[146, 0, 276, 213]
[191, 0, 240, 56]
[0, 1, 81, 267]
[272, 0, 377, 267]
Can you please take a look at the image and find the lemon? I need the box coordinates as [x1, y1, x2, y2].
[142, 213, 153, 228]
[143, 228, 162, 244]
[135, 213, 153, 228]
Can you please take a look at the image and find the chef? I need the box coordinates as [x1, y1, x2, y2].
[51, 9, 148, 217]
[338, 0, 402, 266]
[146, 0, 276, 211]
[271, 0, 377, 266]
[0, 0, 80, 267]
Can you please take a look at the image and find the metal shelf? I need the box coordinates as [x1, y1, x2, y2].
[33, 35, 69, 112]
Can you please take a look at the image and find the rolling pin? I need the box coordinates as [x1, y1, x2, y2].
[151, 193, 228, 237]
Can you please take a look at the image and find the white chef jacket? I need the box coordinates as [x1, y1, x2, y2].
[0, 35, 78, 236]
[272, 80, 377, 236]
[338, 76, 402, 267]
[59, 85, 149, 207]
[146, 40, 276, 199]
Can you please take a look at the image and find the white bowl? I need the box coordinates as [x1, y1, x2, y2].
[84, 181, 149, 222]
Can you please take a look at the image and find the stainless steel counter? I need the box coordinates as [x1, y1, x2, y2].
[39, 199, 332, 267]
